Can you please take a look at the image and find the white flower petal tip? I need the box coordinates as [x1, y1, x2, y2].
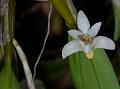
[88, 22, 102, 37]
[62, 40, 83, 59]
[77, 10, 90, 34]
[68, 30, 82, 39]
[93, 36, 115, 50]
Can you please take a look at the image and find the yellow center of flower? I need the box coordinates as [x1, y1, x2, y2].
[81, 35, 92, 44]
[86, 50, 94, 59]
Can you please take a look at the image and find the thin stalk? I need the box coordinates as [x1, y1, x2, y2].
[33, 2, 52, 79]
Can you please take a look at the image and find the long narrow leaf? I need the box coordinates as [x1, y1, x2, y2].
[69, 36, 120, 89]
[112, 0, 120, 41]
[50, 0, 76, 28]
[0, 60, 20, 89]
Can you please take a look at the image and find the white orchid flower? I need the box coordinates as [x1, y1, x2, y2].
[62, 10, 115, 59]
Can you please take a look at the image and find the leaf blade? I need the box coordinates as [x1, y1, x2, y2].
[69, 36, 120, 89]
[112, 0, 120, 41]
[0, 60, 20, 89]
[50, 0, 76, 28]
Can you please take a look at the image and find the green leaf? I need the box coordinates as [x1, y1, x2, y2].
[68, 36, 120, 89]
[69, 52, 83, 89]
[112, 0, 120, 41]
[69, 42, 120, 89]
[0, 60, 20, 89]
[50, 0, 76, 28]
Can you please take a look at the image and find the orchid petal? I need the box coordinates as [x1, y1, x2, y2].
[88, 22, 102, 37]
[68, 30, 82, 39]
[62, 40, 83, 59]
[84, 44, 91, 53]
[92, 36, 115, 50]
[77, 10, 90, 34]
